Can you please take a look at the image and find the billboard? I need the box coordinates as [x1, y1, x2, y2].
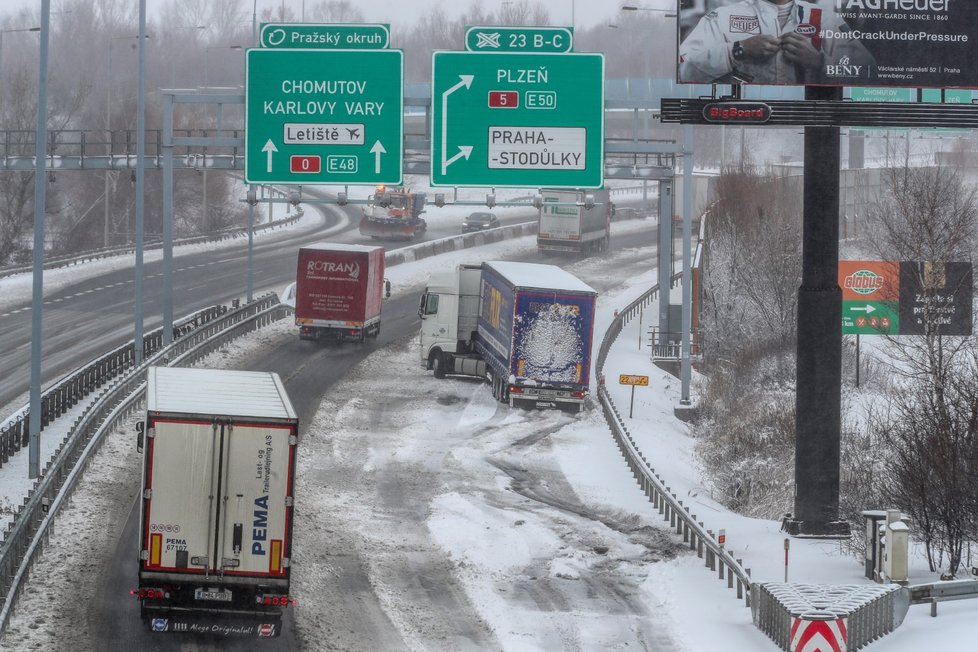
[839, 260, 973, 336]
[677, 1, 978, 88]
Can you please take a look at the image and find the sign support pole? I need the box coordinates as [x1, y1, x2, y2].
[629, 385, 635, 419]
[785, 85, 849, 538]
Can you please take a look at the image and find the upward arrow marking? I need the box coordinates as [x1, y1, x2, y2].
[262, 139, 278, 174]
[370, 140, 387, 175]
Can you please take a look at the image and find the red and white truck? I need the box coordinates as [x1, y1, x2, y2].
[133, 367, 299, 637]
[294, 243, 389, 342]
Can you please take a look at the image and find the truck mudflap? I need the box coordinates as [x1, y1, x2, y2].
[299, 319, 380, 342]
[509, 385, 587, 412]
[145, 611, 283, 637]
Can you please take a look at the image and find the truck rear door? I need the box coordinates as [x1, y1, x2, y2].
[141, 419, 295, 579]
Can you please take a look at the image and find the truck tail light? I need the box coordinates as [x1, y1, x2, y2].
[131, 587, 169, 600]
[258, 594, 297, 607]
[510, 386, 524, 395]
[571, 391, 586, 399]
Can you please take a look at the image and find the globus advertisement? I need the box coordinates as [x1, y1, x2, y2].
[677, 1, 978, 88]
[840, 260, 973, 335]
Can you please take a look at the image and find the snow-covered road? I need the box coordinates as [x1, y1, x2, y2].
[3, 222, 699, 650]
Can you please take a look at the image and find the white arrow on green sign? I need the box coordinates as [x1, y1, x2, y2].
[430, 51, 605, 188]
[245, 48, 403, 185]
[260, 23, 390, 49]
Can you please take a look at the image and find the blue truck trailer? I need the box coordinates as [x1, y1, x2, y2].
[418, 261, 597, 411]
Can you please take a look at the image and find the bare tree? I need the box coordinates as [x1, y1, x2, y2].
[858, 165, 978, 576]
[307, 1, 364, 23]
[700, 161, 802, 365]
[873, 360, 978, 576]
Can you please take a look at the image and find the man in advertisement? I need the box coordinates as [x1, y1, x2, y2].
[678, 0, 877, 85]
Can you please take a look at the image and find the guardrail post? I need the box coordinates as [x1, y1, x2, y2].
[745, 569, 751, 607]
[736, 559, 744, 599]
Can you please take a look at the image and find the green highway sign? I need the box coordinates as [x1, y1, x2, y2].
[921, 88, 974, 104]
[849, 87, 915, 103]
[260, 23, 390, 49]
[430, 51, 604, 188]
[245, 48, 402, 185]
[465, 26, 573, 53]
[842, 301, 899, 335]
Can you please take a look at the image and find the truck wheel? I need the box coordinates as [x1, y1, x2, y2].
[431, 352, 446, 379]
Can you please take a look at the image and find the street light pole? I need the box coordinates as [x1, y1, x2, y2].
[202, 45, 243, 233]
[105, 34, 149, 248]
[134, 0, 148, 365]
[29, 0, 51, 479]
[0, 26, 41, 107]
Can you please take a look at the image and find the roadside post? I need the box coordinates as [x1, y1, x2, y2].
[619, 374, 649, 418]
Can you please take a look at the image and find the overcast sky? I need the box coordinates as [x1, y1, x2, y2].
[7, 1, 674, 34]
[255, 0, 667, 31]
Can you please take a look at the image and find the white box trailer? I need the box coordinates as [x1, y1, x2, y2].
[135, 367, 298, 638]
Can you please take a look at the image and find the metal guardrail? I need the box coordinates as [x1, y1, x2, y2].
[0, 293, 289, 633]
[594, 271, 754, 607]
[0, 207, 304, 280]
[911, 579, 978, 616]
[0, 304, 232, 466]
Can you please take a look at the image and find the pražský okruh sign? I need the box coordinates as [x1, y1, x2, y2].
[677, 1, 978, 88]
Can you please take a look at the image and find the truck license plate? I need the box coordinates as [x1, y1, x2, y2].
[195, 588, 232, 602]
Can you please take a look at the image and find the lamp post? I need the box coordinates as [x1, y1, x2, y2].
[621, 4, 676, 15]
[106, 34, 150, 248]
[202, 45, 244, 232]
[168, 25, 206, 88]
[0, 27, 41, 108]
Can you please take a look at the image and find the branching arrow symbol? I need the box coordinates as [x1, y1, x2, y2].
[441, 74, 474, 176]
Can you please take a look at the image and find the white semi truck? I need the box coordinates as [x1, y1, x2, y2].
[419, 261, 598, 411]
[133, 367, 299, 638]
[536, 188, 614, 254]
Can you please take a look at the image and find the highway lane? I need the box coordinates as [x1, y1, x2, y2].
[90, 225, 660, 649]
[0, 193, 541, 414]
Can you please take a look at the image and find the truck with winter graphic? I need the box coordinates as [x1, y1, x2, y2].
[418, 261, 597, 412]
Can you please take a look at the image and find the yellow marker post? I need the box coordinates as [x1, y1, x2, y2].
[618, 374, 649, 418]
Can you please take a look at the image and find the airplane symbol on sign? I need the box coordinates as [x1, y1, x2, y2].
[346, 127, 360, 140]
[476, 32, 501, 48]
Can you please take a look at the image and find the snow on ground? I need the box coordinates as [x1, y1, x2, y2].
[5, 179, 969, 649]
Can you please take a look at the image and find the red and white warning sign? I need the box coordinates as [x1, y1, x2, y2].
[790, 615, 847, 652]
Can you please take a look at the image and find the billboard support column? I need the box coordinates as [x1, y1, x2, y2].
[785, 85, 850, 539]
